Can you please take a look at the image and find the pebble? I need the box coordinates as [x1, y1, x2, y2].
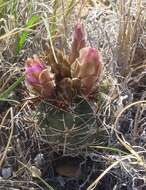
[1, 167, 12, 179]
[34, 153, 45, 168]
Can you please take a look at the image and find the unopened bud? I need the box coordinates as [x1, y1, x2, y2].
[69, 23, 86, 64]
[71, 47, 103, 96]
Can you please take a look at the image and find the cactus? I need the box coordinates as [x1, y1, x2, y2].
[37, 97, 97, 152]
[25, 23, 104, 153]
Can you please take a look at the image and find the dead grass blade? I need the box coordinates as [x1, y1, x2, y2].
[116, 0, 144, 76]
[87, 154, 137, 190]
[42, 13, 58, 64]
[0, 107, 14, 167]
[18, 160, 55, 190]
[113, 100, 146, 132]
[112, 100, 146, 167]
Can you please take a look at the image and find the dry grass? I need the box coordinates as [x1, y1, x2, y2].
[0, 0, 146, 190]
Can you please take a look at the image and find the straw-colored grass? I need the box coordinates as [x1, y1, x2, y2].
[0, 0, 146, 189]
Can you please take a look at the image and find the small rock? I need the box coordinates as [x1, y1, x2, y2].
[34, 153, 45, 168]
[1, 167, 12, 179]
[56, 176, 65, 187]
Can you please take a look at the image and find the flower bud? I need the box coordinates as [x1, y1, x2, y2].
[69, 23, 86, 64]
[71, 47, 103, 96]
[25, 55, 55, 97]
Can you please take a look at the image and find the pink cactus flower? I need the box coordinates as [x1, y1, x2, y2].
[71, 47, 103, 96]
[69, 23, 86, 64]
[25, 55, 55, 97]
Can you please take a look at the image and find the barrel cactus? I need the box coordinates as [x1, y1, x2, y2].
[25, 23, 104, 153]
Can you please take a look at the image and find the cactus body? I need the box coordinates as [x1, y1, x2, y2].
[37, 97, 97, 152]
